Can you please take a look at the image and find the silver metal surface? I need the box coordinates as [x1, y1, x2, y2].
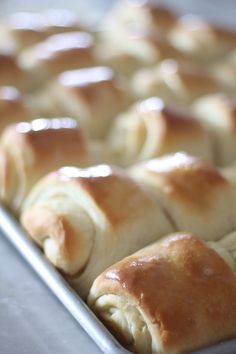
[0, 205, 131, 354]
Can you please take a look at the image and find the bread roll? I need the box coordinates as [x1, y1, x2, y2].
[129, 152, 234, 241]
[0, 10, 88, 53]
[88, 233, 236, 354]
[103, 0, 177, 40]
[20, 164, 174, 297]
[109, 97, 212, 166]
[19, 31, 96, 89]
[36, 66, 130, 138]
[169, 15, 236, 62]
[0, 117, 103, 212]
[97, 30, 187, 76]
[193, 93, 236, 166]
[132, 59, 220, 104]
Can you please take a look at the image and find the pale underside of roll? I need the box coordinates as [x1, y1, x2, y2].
[192, 93, 236, 166]
[108, 97, 213, 166]
[88, 233, 236, 354]
[20, 164, 174, 297]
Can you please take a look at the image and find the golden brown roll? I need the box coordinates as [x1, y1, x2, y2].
[20, 164, 174, 297]
[36, 66, 130, 138]
[19, 31, 96, 89]
[97, 30, 187, 76]
[129, 152, 235, 241]
[109, 97, 212, 166]
[169, 15, 236, 63]
[103, 0, 177, 40]
[0, 86, 33, 131]
[88, 233, 236, 354]
[193, 93, 236, 166]
[0, 10, 88, 53]
[0, 117, 106, 212]
[132, 59, 221, 104]
[0, 51, 28, 91]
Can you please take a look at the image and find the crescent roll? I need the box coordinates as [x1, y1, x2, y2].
[132, 59, 221, 104]
[129, 152, 234, 241]
[20, 165, 174, 297]
[88, 233, 236, 354]
[19, 31, 96, 90]
[103, 0, 177, 40]
[108, 97, 212, 166]
[193, 94, 236, 166]
[0, 10, 88, 53]
[169, 15, 236, 63]
[211, 49, 236, 92]
[0, 117, 108, 212]
[97, 31, 187, 76]
[36, 66, 130, 138]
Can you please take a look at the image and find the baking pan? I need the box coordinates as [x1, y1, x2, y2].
[0, 204, 236, 354]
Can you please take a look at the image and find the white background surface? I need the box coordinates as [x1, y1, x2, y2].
[0, 1, 236, 354]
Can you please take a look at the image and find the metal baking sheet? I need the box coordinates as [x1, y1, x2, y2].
[1, 204, 236, 354]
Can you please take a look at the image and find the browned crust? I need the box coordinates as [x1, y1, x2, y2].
[53, 165, 156, 228]
[138, 97, 203, 140]
[93, 233, 236, 353]
[137, 153, 228, 211]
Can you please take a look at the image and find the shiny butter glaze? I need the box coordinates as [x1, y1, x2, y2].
[12, 117, 88, 161]
[28, 32, 94, 61]
[58, 66, 114, 88]
[137, 152, 228, 210]
[99, 233, 236, 352]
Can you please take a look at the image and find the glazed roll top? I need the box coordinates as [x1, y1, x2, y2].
[132, 59, 221, 104]
[193, 93, 236, 166]
[88, 233, 236, 354]
[0, 117, 94, 212]
[19, 31, 96, 89]
[169, 15, 236, 63]
[129, 152, 235, 241]
[20, 164, 174, 297]
[36, 66, 130, 138]
[109, 97, 212, 166]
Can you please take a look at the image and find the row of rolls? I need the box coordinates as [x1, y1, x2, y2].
[1, 1, 236, 353]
